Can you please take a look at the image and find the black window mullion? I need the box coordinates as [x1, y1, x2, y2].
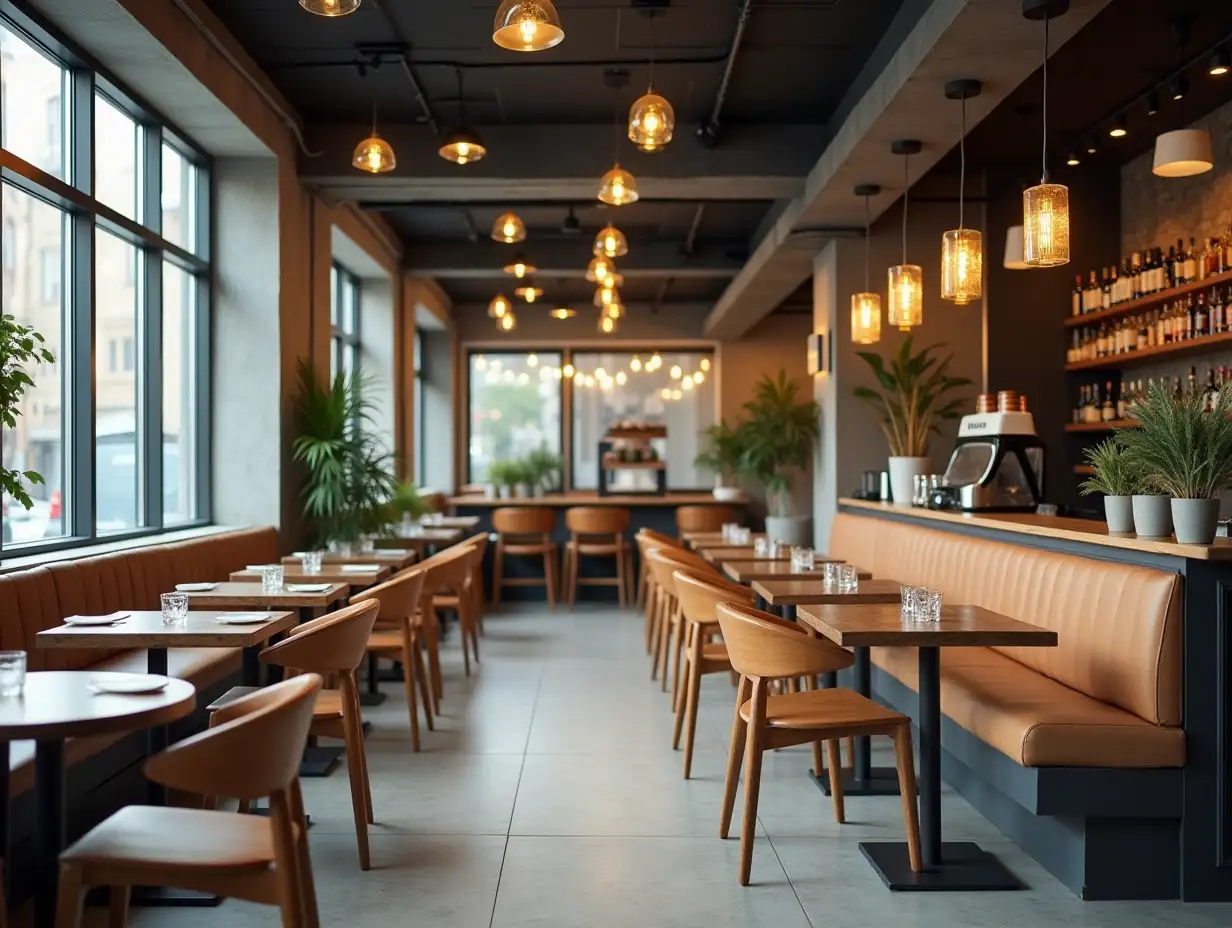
[70, 211, 94, 541]
[142, 250, 162, 530]
[195, 268, 211, 524]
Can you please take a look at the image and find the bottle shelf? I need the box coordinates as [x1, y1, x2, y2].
[1065, 330, 1232, 372]
[1064, 268, 1232, 329]
[1064, 419, 1141, 432]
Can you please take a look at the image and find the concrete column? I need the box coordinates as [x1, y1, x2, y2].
[812, 243, 840, 546]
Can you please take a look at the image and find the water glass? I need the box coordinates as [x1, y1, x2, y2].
[733, 527, 751, 545]
[822, 561, 841, 592]
[260, 564, 285, 594]
[917, 589, 943, 623]
[160, 592, 189, 627]
[766, 539, 783, 559]
[0, 651, 26, 698]
[722, 522, 740, 543]
[791, 546, 814, 573]
[754, 537, 770, 558]
[300, 551, 324, 575]
[900, 584, 919, 618]
[838, 564, 859, 594]
[358, 535, 376, 555]
[332, 540, 355, 558]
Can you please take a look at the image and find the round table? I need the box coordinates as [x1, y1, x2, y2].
[0, 671, 196, 928]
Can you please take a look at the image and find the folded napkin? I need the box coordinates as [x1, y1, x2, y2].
[245, 564, 279, 572]
[285, 583, 332, 593]
[64, 611, 130, 626]
[340, 564, 380, 573]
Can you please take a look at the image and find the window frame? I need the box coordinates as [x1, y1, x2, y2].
[413, 327, 426, 483]
[0, 1, 213, 556]
[331, 261, 362, 380]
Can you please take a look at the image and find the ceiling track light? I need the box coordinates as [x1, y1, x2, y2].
[1021, 0, 1071, 268]
[1146, 91, 1160, 116]
[1211, 47, 1231, 76]
[1065, 152, 1081, 166]
[301, 0, 359, 15]
[1109, 113, 1128, 138]
[1173, 74, 1189, 101]
[492, 0, 564, 52]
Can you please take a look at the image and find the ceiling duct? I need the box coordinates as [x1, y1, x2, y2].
[697, 0, 754, 148]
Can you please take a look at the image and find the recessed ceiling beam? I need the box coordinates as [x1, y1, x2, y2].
[404, 240, 742, 279]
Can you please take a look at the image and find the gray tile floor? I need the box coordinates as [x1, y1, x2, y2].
[116, 603, 1232, 928]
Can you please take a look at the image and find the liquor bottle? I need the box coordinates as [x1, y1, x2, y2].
[1137, 315, 1148, 351]
[1101, 381, 1116, 422]
[1071, 274, 1083, 317]
[1130, 252, 1142, 298]
[1196, 293, 1209, 337]
[1116, 379, 1127, 419]
[1206, 368, 1219, 413]
[1166, 245, 1178, 289]
[1187, 238, 1199, 282]
[1215, 287, 1226, 334]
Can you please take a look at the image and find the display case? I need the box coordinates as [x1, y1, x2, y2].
[597, 424, 667, 497]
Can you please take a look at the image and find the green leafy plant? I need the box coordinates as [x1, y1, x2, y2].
[1116, 380, 1232, 499]
[0, 315, 56, 510]
[694, 419, 747, 485]
[292, 360, 397, 546]
[525, 446, 563, 491]
[734, 370, 820, 517]
[853, 337, 972, 457]
[486, 459, 521, 490]
[1078, 438, 1143, 497]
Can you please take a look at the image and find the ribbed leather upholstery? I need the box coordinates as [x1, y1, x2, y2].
[829, 513, 1184, 767]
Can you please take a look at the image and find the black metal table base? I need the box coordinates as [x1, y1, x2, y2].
[300, 745, 344, 778]
[131, 886, 223, 908]
[860, 841, 1023, 891]
[809, 765, 901, 796]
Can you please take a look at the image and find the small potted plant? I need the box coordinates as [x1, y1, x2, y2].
[1117, 379, 1232, 544]
[487, 460, 517, 500]
[1077, 438, 1139, 534]
[694, 420, 746, 502]
[853, 338, 971, 506]
[525, 446, 563, 495]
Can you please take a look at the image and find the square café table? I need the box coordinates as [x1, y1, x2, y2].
[723, 560, 870, 584]
[282, 549, 418, 570]
[229, 564, 392, 587]
[685, 533, 766, 551]
[178, 581, 349, 625]
[796, 602, 1057, 892]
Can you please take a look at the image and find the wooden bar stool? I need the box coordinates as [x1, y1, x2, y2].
[675, 505, 738, 540]
[55, 675, 324, 928]
[491, 507, 559, 608]
[563, 507, 633, 607]
[715, 601, 922, 886]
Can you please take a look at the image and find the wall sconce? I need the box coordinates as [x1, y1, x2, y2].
[807, 333, 828, 375]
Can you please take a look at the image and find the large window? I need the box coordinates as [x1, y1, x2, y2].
[331, 263, 361, 379]
[413, 328, 426, 483]
[0, 13, 210, 552]
[467, 352, 563, 484]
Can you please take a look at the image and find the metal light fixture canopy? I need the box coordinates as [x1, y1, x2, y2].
[593, 223, 628, 258]
[492, 211, 527, 243]
[598, 163, 639, 206]
[941, 79, 983, 305]
[629, 89, 675, 151]
[492, 0, 564, 52]
[301, 0, 360, 16]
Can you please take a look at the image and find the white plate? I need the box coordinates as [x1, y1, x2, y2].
[88, 674, 168, 695]
[215, 613, 272, 625]
[246, 564, 277, 572]
[64, 612, 129, 626]
[285, 583, 332, 593]
[175, 582, 218, 592]
[340, 564, 380, 573]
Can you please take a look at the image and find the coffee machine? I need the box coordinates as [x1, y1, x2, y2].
[929, 392, 1045, 513]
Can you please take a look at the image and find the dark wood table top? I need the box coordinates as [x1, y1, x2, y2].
[37, 611, 297, 650]
[795, 602, 1059, 649]
[686, 535, 766, 550]
[702, 547, 790, 564]
[230, 564, 392, 585]
[379, 528, 465, 548]
[179, 582, 349, 609]
[751, 577, 904, 607]
[421, 516, 481, 529]
[283, 550, 417, 570]
[724, 561, 871, 584]
[0, 671, 196, 740]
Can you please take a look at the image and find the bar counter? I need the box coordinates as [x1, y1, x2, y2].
[448, 491, 744, 508]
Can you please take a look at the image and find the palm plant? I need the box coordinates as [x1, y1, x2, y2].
[853, 337, 971, 457]
[0, 314, 56, 510]
[292, 360, 397, 546]
[1078, 438, 1143, 497]
[1116, 379, 1232, 499]
[694, 419, 746, 486]
[735, 371, 820, 517]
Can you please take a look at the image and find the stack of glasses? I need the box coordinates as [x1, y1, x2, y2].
[721, 523, 751, 544]
[900, 584, 942, 622]
[754, 538, 783, 559]
[822, 562, 860, 593]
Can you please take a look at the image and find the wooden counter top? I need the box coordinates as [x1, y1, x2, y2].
[839, 497, 1232, 562]
[450, 491, 746, 509]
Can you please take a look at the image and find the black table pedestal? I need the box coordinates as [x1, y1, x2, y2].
[33, 739, 63, 928]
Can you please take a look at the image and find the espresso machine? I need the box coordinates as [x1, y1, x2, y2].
[928, 391, 1045, 513]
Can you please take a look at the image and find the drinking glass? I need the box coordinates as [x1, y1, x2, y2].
[900, 584, 919, 618]
[0, 651, 27, 697]
[791, 546, 814, 573]
[823, 561, 841, 592]
[838, 564, 859, 594]
[335, 540, 355, 558]
[160, 592, 189, 627]
[260, 565, 285, 594]
[734, 527, 751, 545]
[766, 539, 783, 559]
[754, 537, 770, 558]
[300, 551, 324, 575]
[917, 589, 943, 623]
[722, 522, 740, 543]
[358, 535, 376, 555]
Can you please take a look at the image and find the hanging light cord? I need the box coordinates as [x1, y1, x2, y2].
[371, 96, 378, 136]
[648, 10, 657, 89]
[901, 153, 910, 265]
[1041, 15, 1049, 183]
[864, 194, 872, 293]
[958, 95, 966, 230]
[456, 67, 465, 123]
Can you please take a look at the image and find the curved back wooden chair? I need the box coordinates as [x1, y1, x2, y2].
[635, 529, 681, 643]
[256, 601, 380, 870]
[675, 505, 738, 539]
[355, 567, 432, 750]
[563, 507, 632, 607]
[644, 548, 720, 698]
[55, 675, 324, 928]
[491, 507, 558, 608]
[425, 542, 483, 677]
[714, 601, 921, 886]
[458, 531, 491, 634]
[672, 569, 754, 779]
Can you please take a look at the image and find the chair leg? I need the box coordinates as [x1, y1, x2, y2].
[564, 542, 576, 607]
[339, 680, 371, 870]
[289, 779, 321, 928]
[400, 631, 421, 752]
[670, 612, 686, 710]
[459, 598, 472, 678]
[645, 583, 659, 658]
[108, 885, 129, 928]
[424, 607, 443, 707]
[54, 862, 84, 928]
[739, 687, 767, 886]
[720, 675, 750, 839]
[348, 677, 375, 825]
[491, 539, 504, 607]
[649, 587, 664, 677]
[672, 624, 693, 750]
[635, 550, 646, 609]
[616, 545, 627, 608]
[826, 740, 846, 823]
[893, 725, 923, 873]
[657, 599, 673, 691]
[412, 634, 435, 731]
[544, 547, 557, 610]
[682, 637, 705, 779]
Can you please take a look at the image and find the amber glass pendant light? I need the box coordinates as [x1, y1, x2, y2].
[550, 305, 576, 320]
[488, 294, 513, 319]
[586, 256, 615, 283]
[604, 301, 624, 320]
[301, 0, 360, 16]
[941, 80, 983, 305]
[493, 0, 564, 51]
[492, 211, 527, 244]
[598, 164, 639, 206]
[887, 140, 923, 331]
[593, 274, 625, 307]
[353, 95, 396, 174]
[594, 223, 628, 258]
[851, 184, 882, 345]
[1022, 1, 1071, 267]
[504, 254, 536, 279]
[515, 281, 544, 303]
[598, 314, 618, 334]
[498, 311, 517, 332]
[628, 11, 674, 152]
[439, 69, 487, 165]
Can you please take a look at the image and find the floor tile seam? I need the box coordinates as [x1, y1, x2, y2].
[762, 831, 818, 928]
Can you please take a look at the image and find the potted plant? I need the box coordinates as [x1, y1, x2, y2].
[487, 460, 517, 499]
[525, 446, 563, 495]
[292, 361, 397, 548]
[1077, 438, 1140, 534]
[0, 314, 56, 516]
[1117, 379, 1232, 544]
[694, 420, 746, 502]
[853, 337, 972, 506]
[735, 370, 820, 545]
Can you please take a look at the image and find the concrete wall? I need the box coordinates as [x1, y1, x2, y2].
[420, 330, 454, 492]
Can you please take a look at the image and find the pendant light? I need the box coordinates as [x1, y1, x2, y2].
[941, 79, 983, 305]
[488, 294, 512, 318]
[301, 0, 359, 15]
[549, 305, 576, 320]
[492, 211, 527, 244]
[1003, 225, 1030, 270]
[851, 184, 882, 345]
[492, 0, 564, 52]
[586, 256, 615, 283]
[598, 314, 618, 334]
[1153, 129, 1214, 177]
[498, 310, 517, 332]
[503, 254, 536, 278]
[594, 223, 628, 258]
[594, 274, 625, 307]
[604, 301, 624, 320]
[353, 97, 396, 174]
[598, 164, 639, 206]
[1022, 1, 1071, 267]
[887, 140, 923, 331]
[439, 69, 487, 165]
[515, 281, 544, 303]
[628, 11, 674, 152]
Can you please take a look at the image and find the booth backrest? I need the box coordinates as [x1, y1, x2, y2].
[0, 527, 278, 672]
[828, 513, 1182, 727]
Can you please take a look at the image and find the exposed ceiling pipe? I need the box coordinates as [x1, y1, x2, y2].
[265, 53, 732, 73]
[698, 0, 755, 149]
[683, 204, 707, 256]
[368, 0, 442, 136]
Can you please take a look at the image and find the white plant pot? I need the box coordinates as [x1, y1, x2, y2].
[888, 457, 930, 506]
[484, 484, 498, 500]
[514, 483, 531, 499]
[1103, 496, 1135, 534]
[713, 485, 743, 502]
[497, 485, 512, 500]
[765, 515, 811, 547]
[1131, 495, 1172, 537]
[1171, 497, 1221, 544]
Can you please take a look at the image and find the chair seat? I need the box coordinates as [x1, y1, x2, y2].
[313, 689, 344, 720]
[61, 805, 276, 870]
[503, 543, 555, 555]
[741, 687, 906, 731]
[701, 643, 729, 662]
[367, 629, 409, 652]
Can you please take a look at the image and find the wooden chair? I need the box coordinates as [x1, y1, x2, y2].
[671, 569, 754, 779]
[491, 507, 558, 608]
[55, 675, 324, 928]
[635, 528, 679, 614]
[457, 530, 491, 635]
[644, 548, 720, 697]
[256, 601, 381, 870]
[356, 566, 434, 749]
[714, 601, 922, 886]
[427, 543, 483, 677]
[675, 505, 738, 539]
[563, 507, 633, 607]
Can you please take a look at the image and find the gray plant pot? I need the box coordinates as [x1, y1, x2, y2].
[1171, 497, 1221, 545]
[1131, 494, 1172, 537]
[765, 515, 811, 547]
[1104, 496, 1135, 534]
